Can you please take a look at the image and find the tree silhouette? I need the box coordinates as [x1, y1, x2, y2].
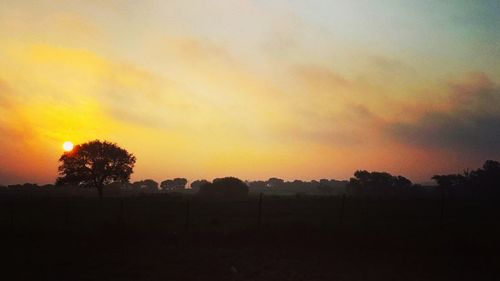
[198, 177, 249, 199]
[432, 160, 500, 197]
[190, 179, 209, 192]
[267, 177, 284, 188]
[132, 179, 159, 193]
[347, 170, 413, 196]
[431, 174, 463, 189]
[56, 140, 136, 199]
[160, 178, 188, 191]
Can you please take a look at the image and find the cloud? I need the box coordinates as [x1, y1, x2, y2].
[13, 43, 200, 130]
[370, 56, 415, 75]
[0, 79, 13, 107]
[389, 73, 500, 153]
[0, 79, 47, 184]
[291, 64, 351, 90]
[0, 78, 35, 142]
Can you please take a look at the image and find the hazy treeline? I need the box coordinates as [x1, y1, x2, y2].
[345, 170, 428, 198]
[343, 160, 500, 198]
[0, 177, 348, 197]
[431, 160, 500, 198]
[2, 160, 499, 198]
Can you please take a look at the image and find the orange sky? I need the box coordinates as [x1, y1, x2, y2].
[1, 1, 499, 185]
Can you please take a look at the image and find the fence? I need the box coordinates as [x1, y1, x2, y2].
[1, 193, 498, 234]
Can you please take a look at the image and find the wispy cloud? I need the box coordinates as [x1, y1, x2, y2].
[389, 73, 500, 154]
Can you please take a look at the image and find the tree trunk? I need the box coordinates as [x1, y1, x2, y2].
[97, 185, 104, 200]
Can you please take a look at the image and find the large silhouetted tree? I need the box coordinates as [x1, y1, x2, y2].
[56, 140, 136, 199]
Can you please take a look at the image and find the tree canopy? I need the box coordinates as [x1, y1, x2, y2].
[347, 170, 412, 196]
[432, 160, 500, 197]
[56, 140, 136, 198]
[198, 177, 249, 199]
[161, 178, 188, 191]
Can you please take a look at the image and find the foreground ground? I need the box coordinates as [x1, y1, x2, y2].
[1, 195, 499, 280]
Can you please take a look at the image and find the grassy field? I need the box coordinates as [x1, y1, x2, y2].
[1, 194, 499, 280]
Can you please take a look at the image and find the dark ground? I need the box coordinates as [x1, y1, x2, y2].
[1, 195, 499, 280]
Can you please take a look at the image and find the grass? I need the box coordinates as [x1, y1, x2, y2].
[1, 194, 499, 280]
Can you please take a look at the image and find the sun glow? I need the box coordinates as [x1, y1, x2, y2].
[63, 141, 74, 152]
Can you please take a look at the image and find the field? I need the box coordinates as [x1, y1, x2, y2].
[1, 193, 499, 280]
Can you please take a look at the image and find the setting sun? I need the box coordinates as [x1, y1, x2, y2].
[63, 141, 74, 152]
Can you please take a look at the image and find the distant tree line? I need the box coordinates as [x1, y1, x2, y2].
[0, 177, 346, 198]
[4, 160, 499, 199]
[198, 177, 248, 199]
[346, 170, 416, 197]
[2, 138, 499, 199]
[246, 178, 347, 195]
[432, 160, 500, 197]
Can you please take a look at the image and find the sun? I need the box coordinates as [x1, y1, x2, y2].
[63, 141, 74, 152]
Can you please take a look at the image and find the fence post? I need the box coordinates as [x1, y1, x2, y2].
[339, 194, 346, 226]
[185, 199, 190, 233]
[64, 200, 70, 226]
[439, 187, 445, 229]
[257, 193, 263, 231]
[120, 197, 126, 223]
[9, 201, 14, 229]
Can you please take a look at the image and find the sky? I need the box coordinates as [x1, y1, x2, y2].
[0, 0, 499, 185]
